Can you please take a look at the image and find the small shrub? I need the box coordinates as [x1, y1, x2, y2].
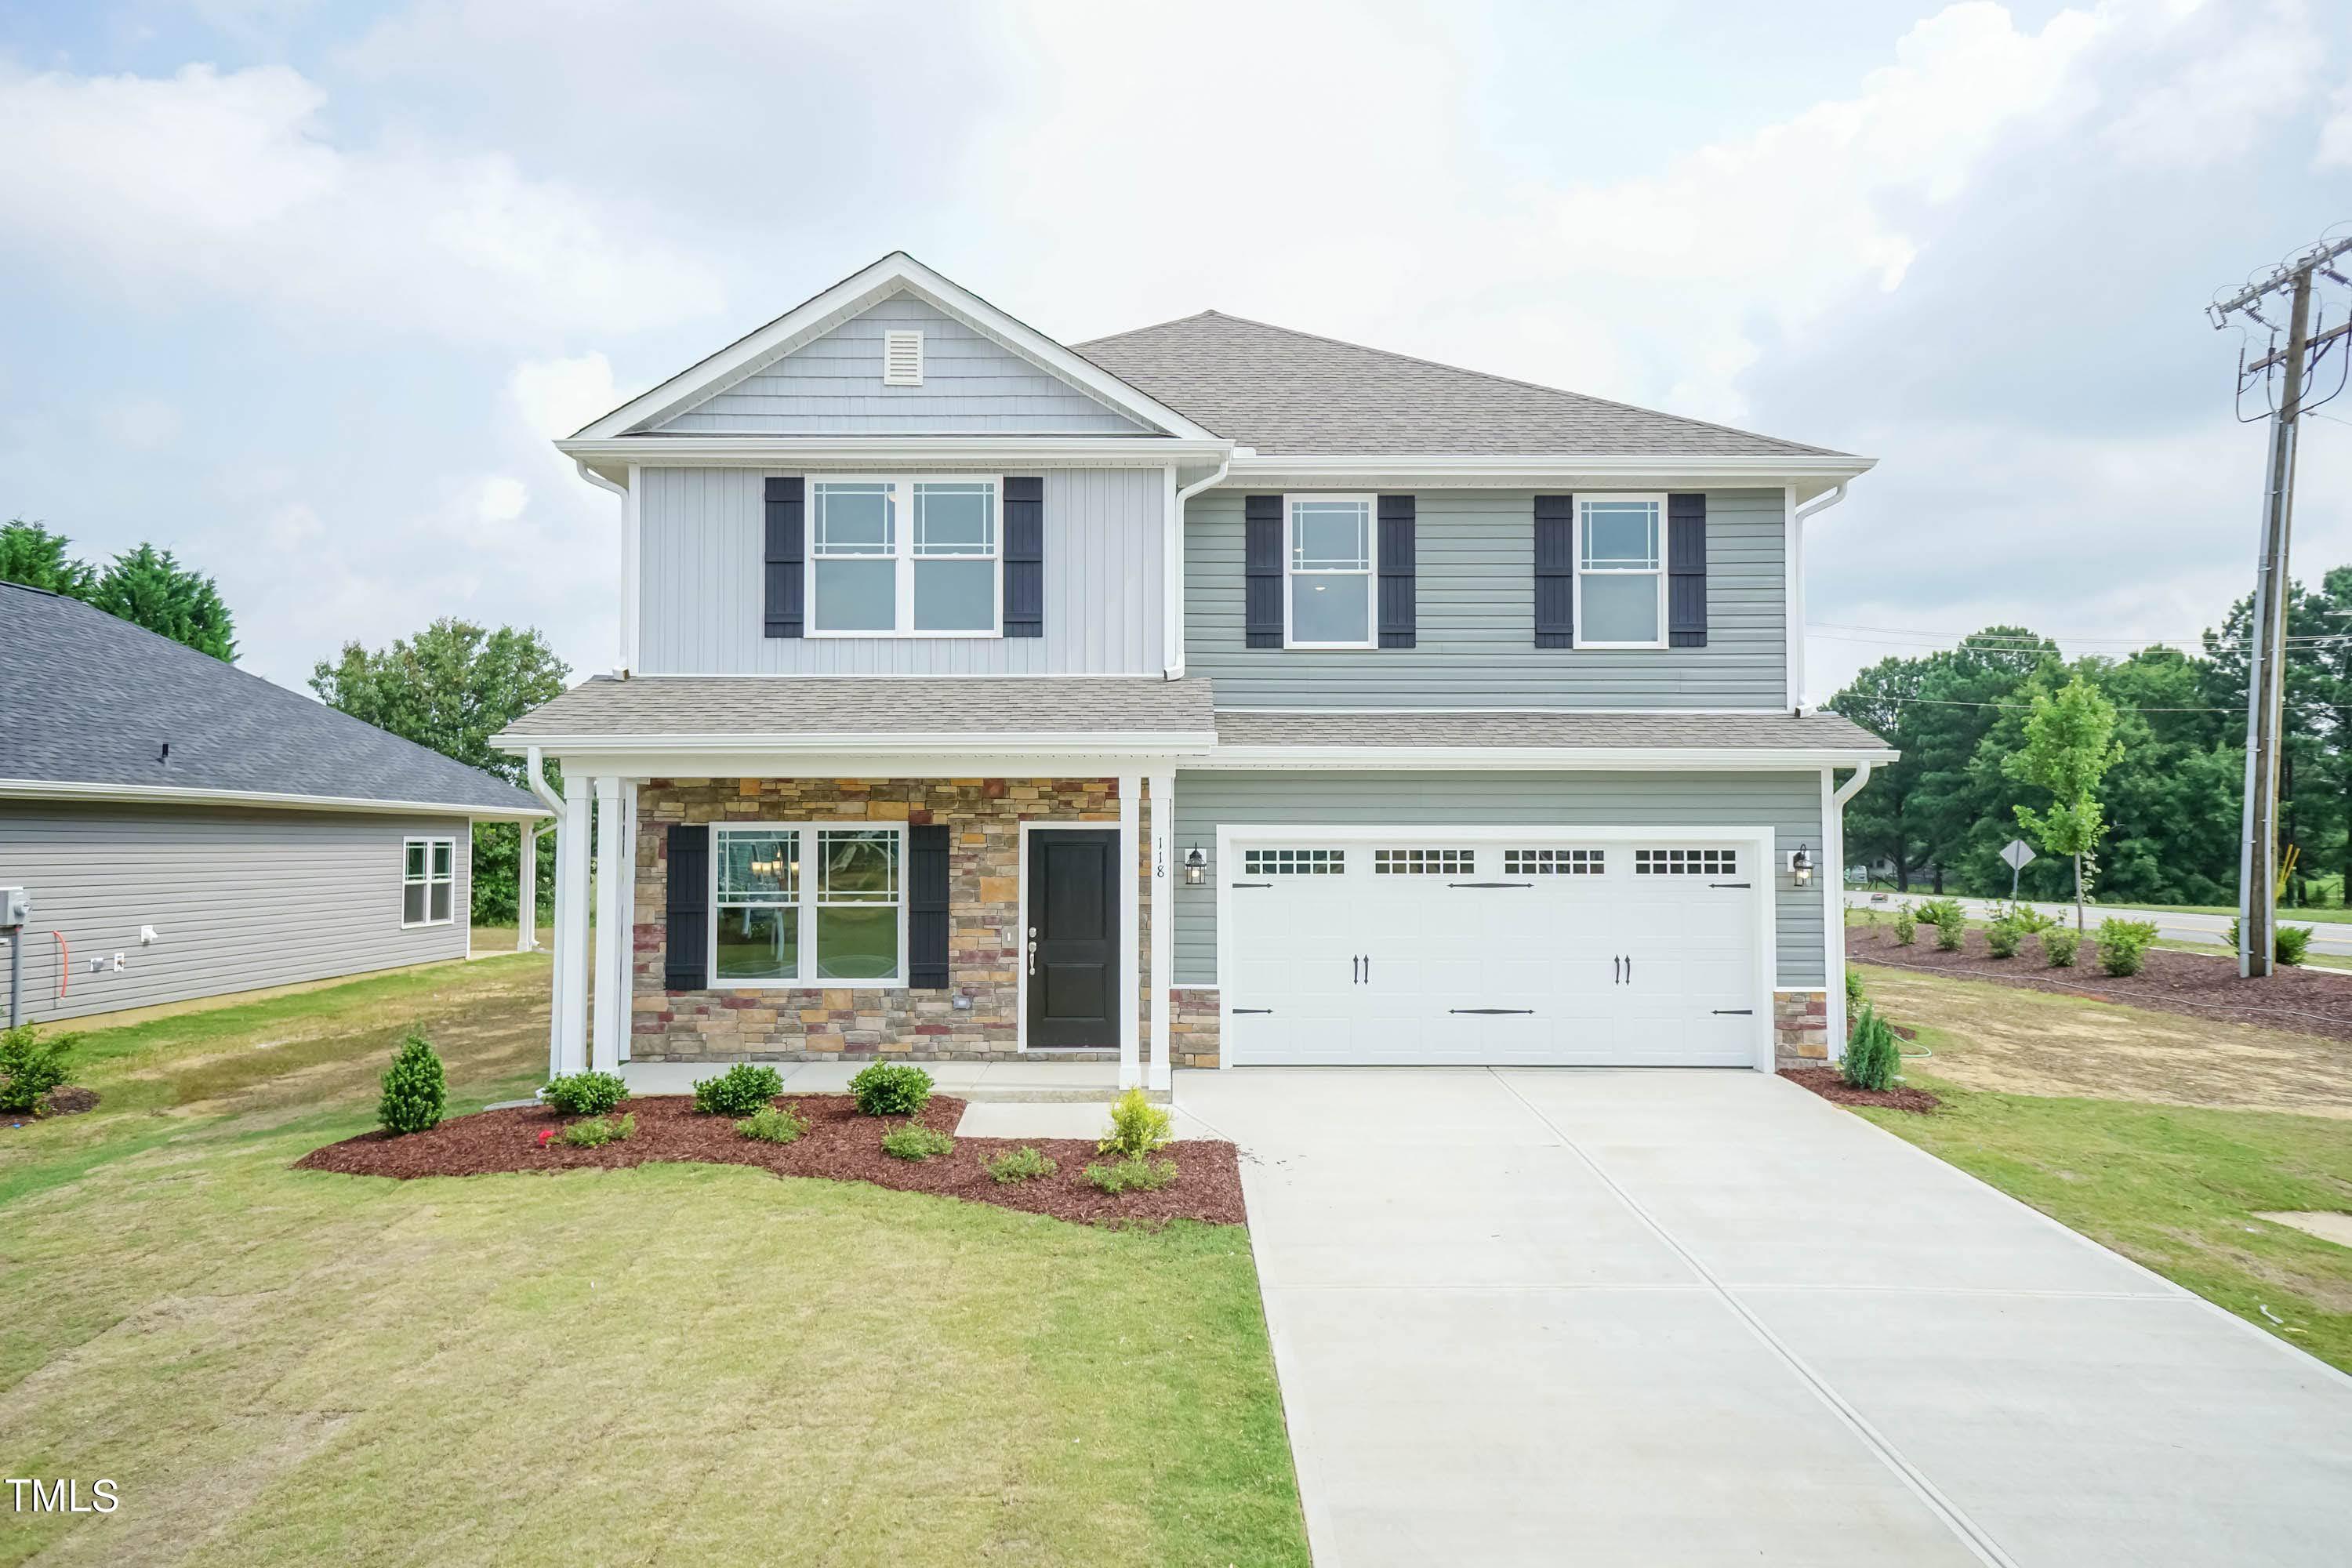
[691, 1063, 783, 1116]
[1915, 897, 1965, 929]
[880, 1121, 953, 1161]
[557, 1112, 637, 1148]
[736, 1104, 809, 1144]
[1984, 920, 2025, 960]
[1987, 900, 2059, 933]
[850, 1062, 934, 1117]
[542, 1070, 628, 1116]
[1842, 1003, 1901, 1092]
[2095, 918, 2160, 978]
[1844, 966, 1866, 1012]
[1893, 907, 1918, 946]
[0, 1025, 77, 1114]
[1933, 915, 1965, 953]
[1097, 1087, 1173, 1160]
[1086, 1155, 1178, 1194]
[982, 1145, 1058, 1185]
[377, 1032, 447, 1134]
[2224, 918, 2314, 967]
[2042, 927, 2081, 968]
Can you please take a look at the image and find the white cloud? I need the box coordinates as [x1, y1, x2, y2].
[0, 61, 727, 342]
[96, 397, 182, 449]
[2319, 74, 2352, 167]
[509, 353, 620, 442]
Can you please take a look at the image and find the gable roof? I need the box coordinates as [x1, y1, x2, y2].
[568, 252, 1219, 445]
[0, 583, 546, 818]
[1076, 310, 1844, 459]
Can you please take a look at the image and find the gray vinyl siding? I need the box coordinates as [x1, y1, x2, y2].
[1171, 769, 1826, 988]
[656, 295, 1151, 435]
[637, 466, 1166, 675]
[1185, 488, 1787, 707]
[0, 801, 471, 1024]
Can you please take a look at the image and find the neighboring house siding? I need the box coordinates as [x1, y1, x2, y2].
[655, 295, 1152, 435]
[637, 466, 1167, 675]
[1184, 488, 1787, 707]
[1169, 768, 1825, 988]
[0, 801, 472, 1023]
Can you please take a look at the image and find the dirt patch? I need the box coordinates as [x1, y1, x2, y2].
[294, 1094, 1245, 1227]
[3, 1086, 100, 1124]
[1780, 1067, 1940, 1114]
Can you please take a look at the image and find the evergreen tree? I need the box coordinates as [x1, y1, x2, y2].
[0, 520, 97, 599]
[89, 543, 237, 661]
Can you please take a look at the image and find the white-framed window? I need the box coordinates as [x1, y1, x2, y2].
[1504, 848, 1606, 875]
[710, 823, 906, 986]
[1634, 848, 1737, 877]
[1286, 493, 1376, 648]
[402, 837, 456, 927]
[808, 476, 1000, 637]
[1574, 494, 1667, 649]
[1374, 848, 1475, 875]
[1243, 848, 1346, 876]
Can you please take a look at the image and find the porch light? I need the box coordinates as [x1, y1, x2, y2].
[1183, 844, 1207, 887]
[1788, 844, 1813, 887]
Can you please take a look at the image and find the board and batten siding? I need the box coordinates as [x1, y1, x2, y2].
[1184, 488, 1787, 707]
[655, 295, 1151, 435]
[1170, 769, 1826, 989]
[0, 801, 471, 1023]
[636, 466, 1167, 675]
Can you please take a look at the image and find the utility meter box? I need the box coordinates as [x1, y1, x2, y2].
[0, 886, 27, 930]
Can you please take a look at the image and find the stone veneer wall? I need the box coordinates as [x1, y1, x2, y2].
[1773, 988, 1830, 1065]
[633, 777, 1156, 1062]
[1169, 986, 1221, 1069]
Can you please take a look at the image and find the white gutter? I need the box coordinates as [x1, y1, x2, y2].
[1206, 746, 1900, 771]
[1794, 480, 1850, 523]
[1165, 456, 1233, 678]
[0, 778, 546, 819]
[524, 746, 565, 815]
[497, 731, 1220, 759]
[1833, 759, 1877, 808]
[561, 435, 1236, 466]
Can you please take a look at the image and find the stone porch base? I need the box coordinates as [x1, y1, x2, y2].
[1773, 988, 1831, 1066]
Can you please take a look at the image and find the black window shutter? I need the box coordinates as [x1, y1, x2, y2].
[1377, 494, 1416, 648]
[1003, 477, 1044, 638]
[665, 824, 710, 990]
[1668, 493, 1707, 648]
[764, 477, 804, 638]
[1244, 495, 1283, 648]
[1534, 495, 1575, 648]
[909, 824, 950, 989]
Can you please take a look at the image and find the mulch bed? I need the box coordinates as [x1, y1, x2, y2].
[295, 1094, 1245, 1228]
[3, 1086, 100, 1126]
[1780, 1067, 1940, 1114]
[1849, 926, 2352, 1044]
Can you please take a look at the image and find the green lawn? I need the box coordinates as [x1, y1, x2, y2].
[1852, 971, 2352, 1374]
[0, 958, 1308, 1567]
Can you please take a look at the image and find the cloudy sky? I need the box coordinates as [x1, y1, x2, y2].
[3, 0, 2349, 702]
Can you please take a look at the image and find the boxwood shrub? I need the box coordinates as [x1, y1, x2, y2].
[543, 1071, 628, 1116]
[691, 1063, 783, 1116]
[377, 1033, 447, 1135]
[851, 1062, 933, 1118]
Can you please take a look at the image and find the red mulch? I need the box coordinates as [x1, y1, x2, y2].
[1849, 927, 2352, 1043]
[3, 1086, 100, 1126]
[1780, 1067, 1940, 1114]
[294, 1094, 1244, 1228]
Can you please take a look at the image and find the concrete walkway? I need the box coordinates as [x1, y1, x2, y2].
[1177, 1068, 2352, 1567]
[1846, 889, 2352, 956]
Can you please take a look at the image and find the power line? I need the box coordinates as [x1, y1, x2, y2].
[1810, 622, 2350, 648]
[1862, 695, 2230, 713]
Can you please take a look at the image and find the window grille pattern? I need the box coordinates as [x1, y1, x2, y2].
[1504, 848, 1605, 875]
[1243, 848, 1345, 875]
[1374, 848, 1475, 875]
[1634, 848, 1737, 877]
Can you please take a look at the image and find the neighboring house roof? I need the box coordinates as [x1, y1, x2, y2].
[0, 583, 546, 818]
[1213, 708, 1892, 757]
[1077, 310, 1844, 459]
[496, 675, 1219, 751]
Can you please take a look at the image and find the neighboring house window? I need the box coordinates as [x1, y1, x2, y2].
[809, 477, 1000, 637]
[1286, 494, 1375, 648]
[403, 837, 455, 927]
[710, 823, 906, 985]
[1574, 495, 1667, 649]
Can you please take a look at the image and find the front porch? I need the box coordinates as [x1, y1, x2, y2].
[615, 1055, 1167, 1103]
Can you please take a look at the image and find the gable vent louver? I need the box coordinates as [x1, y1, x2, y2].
[882, 329, 924, 387]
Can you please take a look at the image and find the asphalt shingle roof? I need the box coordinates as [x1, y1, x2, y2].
[1, 583, 544, 815]
[1212, 709, 1891, 751]
[499, 675, 1218, 740]
[1076, 310, 1845, 459]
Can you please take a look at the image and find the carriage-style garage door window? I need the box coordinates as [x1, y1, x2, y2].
[1575, 495, 1667, 649]
[809, 477, 1000, 637]
[402, 837, 455, 927]
[712, 823, 905, 985]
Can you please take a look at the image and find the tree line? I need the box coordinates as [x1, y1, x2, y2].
[1827, 568, 2352, 908]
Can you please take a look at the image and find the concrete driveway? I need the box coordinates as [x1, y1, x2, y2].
[1174, 1068, 2352, 1567]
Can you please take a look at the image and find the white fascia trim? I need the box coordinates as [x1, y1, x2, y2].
[1219, 452, 1875, 493]
[571, 252, 1224, 441]
[492, 731, 1215, 757]
[561, 436, 1233, 473]
[0, 778, 548, 820]
[1201, 746, 1900, 770]
[528, 750, 1208, 780]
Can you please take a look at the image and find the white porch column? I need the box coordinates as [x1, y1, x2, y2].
[517, 822, 539, 953]
[1117, 771, 1142, 1090]
[1147, 768, 1174, 1091]
[552, 775, 593, 1076]
[590, 775, 630, 1073]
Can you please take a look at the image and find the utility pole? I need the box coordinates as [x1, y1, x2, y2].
[2209, 232, 2352, 978]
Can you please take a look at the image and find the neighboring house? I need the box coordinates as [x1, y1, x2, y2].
[1, 583, 547, 1024]
[501, 252, 1893, 1090]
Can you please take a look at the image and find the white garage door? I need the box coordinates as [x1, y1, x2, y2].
[1223, 834, 1766, 1068]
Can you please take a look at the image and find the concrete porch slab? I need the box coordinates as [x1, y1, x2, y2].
[617, 1058, 1160, 1104]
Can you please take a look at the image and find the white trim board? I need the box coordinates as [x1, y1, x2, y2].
[0, 778, 546, 820]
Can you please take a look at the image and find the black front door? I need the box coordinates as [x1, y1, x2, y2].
[1027, 829, 1120, 1049]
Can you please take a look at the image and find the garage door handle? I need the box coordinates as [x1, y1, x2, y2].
[1448, 881, 1533, 888]
[1450, 1008, 1534, 1014]
[1710, 882, 1751, 889]
[1231, 882, 1271, 889]
[1234, 1007, 1273, 1014]
[1713, 1008, 1754, 1015]
[1613, 955, 1621, 984]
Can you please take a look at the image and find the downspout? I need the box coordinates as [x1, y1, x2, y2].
[1833, 759, 1875, 809]
[527, 745, 569, 1076]
[1164, 455, 1232, 679]
[575, 461, 636, 676]
[1824, 759, 1877, 1062]
[1793, 480, 1848, 524]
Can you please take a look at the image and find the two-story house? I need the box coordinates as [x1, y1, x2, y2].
[495, 252, 1893, 1091]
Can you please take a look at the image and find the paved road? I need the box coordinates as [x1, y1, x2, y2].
[1177, 1068, 2352, 1568]
[1846, 889, 2352, 956]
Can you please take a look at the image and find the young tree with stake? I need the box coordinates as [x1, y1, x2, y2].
[2005, 674, 2123, 933]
